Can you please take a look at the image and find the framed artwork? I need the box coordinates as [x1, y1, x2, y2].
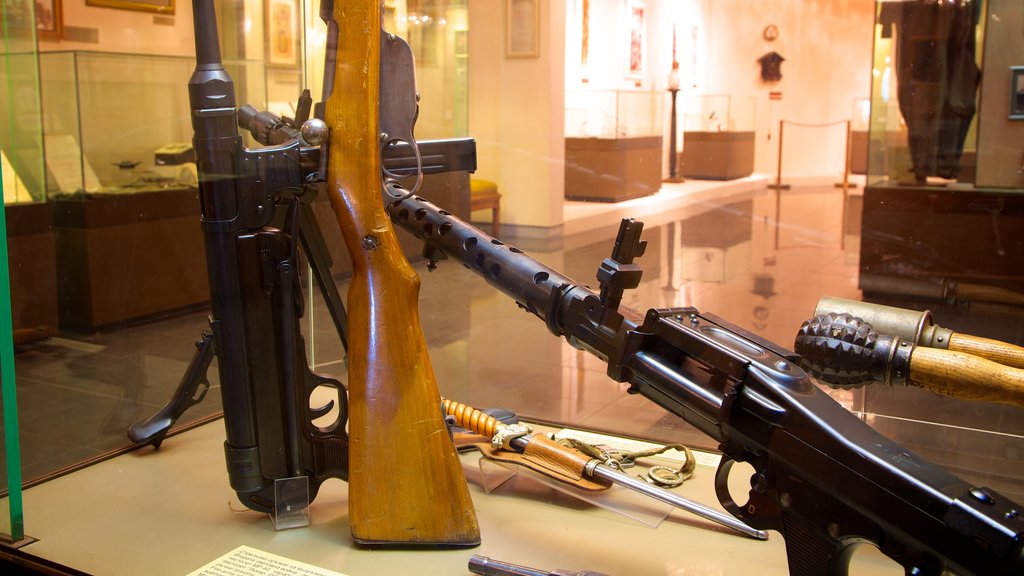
[506, 0, 539, 58]
[36, 0, 63, 41]
[266, 0, 299, 67]
[625, 0, 645, 79]
[1010, 66, 1024, 120]
[86, 0, 174, 14]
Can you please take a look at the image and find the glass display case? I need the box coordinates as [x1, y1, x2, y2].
[679, 95, 756, 180]
[32, 52, 272, 332]
[565, 89, 662, 138]
[681, 94, 755, 133]
[3, 2, 1024, 574]
[38, 51, 268, 196]
[564, 90, 663, 202]
[857, 0, 1024, 501]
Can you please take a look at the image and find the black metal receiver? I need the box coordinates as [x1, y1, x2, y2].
[182, 0, 348, 512]
[383, 182, 1024, 574]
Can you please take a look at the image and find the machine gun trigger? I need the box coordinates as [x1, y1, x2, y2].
[712, 456, 779, 531]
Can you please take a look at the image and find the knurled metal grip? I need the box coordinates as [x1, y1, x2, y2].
[795, 313, 911, 388]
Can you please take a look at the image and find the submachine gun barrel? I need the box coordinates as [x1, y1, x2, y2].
[381, 183, 1024, 576]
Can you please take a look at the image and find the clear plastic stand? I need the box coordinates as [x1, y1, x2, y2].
[270, 476, 310, 530]
[478, 458, 672, 528]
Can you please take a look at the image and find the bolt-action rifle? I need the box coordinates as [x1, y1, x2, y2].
[318, 0, 478, 546]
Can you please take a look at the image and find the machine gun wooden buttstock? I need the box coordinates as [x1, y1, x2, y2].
[321, 0, 479, 547]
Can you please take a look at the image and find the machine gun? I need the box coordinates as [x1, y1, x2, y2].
[380, 192, 1024, 573]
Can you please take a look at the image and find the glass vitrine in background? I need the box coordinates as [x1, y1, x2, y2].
[679, 94, 756, 180]
[564, 89, 664, 202]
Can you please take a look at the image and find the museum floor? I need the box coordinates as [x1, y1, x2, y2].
[9, 176, 1024, 509]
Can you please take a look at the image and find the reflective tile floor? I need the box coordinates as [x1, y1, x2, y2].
[8, 182, 1024, 506]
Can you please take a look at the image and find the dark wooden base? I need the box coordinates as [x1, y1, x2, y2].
[680, 131, 755, 181]
[565, 136, 663, 202]
[860, 184, 1024, 296]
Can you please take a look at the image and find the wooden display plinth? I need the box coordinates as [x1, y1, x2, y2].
[680, 131, 755, 181]
[565, 136, 663, 202]
[50, 172, 471, 333]
[851, 130, 868, 175]
[53, 187, 209, 332]
[6, 201, 58, 343]
[860, 184, 1024, 295]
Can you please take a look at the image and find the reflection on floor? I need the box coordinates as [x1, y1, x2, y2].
[10, 181, 1024, 507]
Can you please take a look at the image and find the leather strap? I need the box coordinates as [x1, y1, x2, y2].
[469, 434, 611, 492]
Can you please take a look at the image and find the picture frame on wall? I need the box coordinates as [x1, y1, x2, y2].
[36, 0, 63, 41]
[625, 0, 645, 80]
[266, 0, 299, 67]
[507, 0, 540, 58]
[86, 0, 174, 14]
[1010, 66, 1024, 120]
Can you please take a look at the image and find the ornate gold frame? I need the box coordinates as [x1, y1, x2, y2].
[86, 0, 175, 15]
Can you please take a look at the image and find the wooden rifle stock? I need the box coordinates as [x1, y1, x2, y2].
[322, 1, 478, 547]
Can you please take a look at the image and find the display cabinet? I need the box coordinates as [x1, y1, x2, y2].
[564, 90, 663, 202]
[861, 0, 1023, 293]
[37, 51, 268, 196]
[679, 95, 756, 180]
[3, 3, 1024, 575]
[34, 51, 267, 331]
[857, 0, 1024, 497]
[1, 46, 57, 349]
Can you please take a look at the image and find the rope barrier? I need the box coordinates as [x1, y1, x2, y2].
[769, 118, 856, 192]
[781, 119, 849, 128]
[770, 118, 856, 251]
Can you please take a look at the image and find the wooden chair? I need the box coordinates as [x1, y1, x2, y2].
[469, 178, 502, 238]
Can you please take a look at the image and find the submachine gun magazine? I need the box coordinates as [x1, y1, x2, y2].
[381, 183, 1024, 574]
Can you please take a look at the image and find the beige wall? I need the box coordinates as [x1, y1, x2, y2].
[40, 1, 195, 56]
[41, 0, 876, 230]
[469, 0, 876, 230]
[698, 0, 875, 179]
[469, 0, 566, 233]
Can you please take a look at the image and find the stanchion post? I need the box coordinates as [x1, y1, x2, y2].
[768, 119, 790, 190]
[835, 119, 857, 190]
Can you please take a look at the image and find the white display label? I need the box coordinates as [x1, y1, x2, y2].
[187, 545, 348, 576]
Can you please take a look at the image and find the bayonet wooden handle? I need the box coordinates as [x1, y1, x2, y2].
[323, 1, 478, 547]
